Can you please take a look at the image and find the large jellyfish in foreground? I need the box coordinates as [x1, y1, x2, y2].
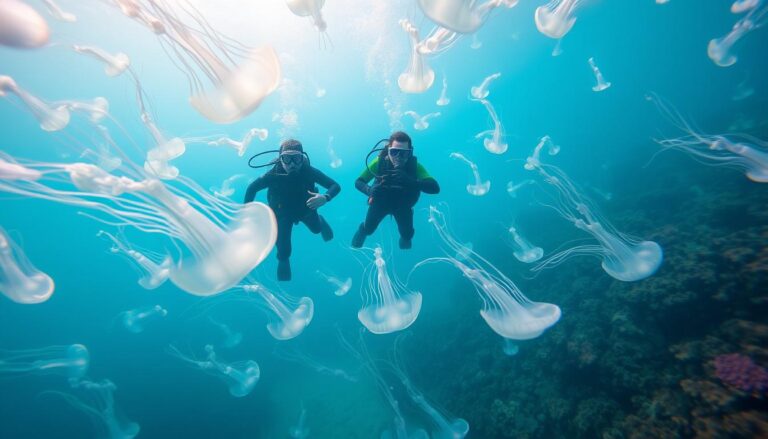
[358, 246, 422, 335]
[507, 225, 543, 263]
[0, 226, 55, 304]
[98, 230, 171, 290]
[274, 347, 358, 382]
[0, 0, 50, 48]
[0, 154, 278, 296]
[207, 128, 268, 157]
[208, 317, 243, 348]
[398, 20, 436, 94]
[708, 2, 767, 67]
[417, 0, 518, 34]
[470, 72, 501, 100]
[588, 57, 611, 92]
[475, 98, 508, 154]
[0, 344, 89, 381]
[119, 305, 168, 334]
[73, 45, 130, 77]
[317, 270, 352, 296]
[535, 0, 583, 39]
[111, 0, 281, 123]
[450, 152, 490, 196]
[45, 379, 139, 439]
[239, 283, 314, 340]
[0, 76, 70, 131]
[525, 144, 663, 282]
[404, 110, 441, 131]
[414, 206, 561, 340]
[649, 94, 768, 183]
[168, 344, 260, 397]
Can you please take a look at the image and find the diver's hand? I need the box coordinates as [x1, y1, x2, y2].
[306, 191, 328, 209]
[368, 182, 385, 198]
[390, 169, 417, 189]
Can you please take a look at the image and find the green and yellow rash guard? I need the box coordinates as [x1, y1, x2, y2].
[358, 157, 432, 183]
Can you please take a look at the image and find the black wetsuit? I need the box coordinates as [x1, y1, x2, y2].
[244, 163, 340, 262]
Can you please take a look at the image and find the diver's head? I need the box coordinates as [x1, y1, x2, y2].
[387, 131, 412, 168]
[279, 139, 305, 174]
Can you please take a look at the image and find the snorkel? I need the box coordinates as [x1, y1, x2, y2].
[248, 139, 309, 175]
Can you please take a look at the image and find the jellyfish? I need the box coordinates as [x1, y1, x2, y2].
[41, 0, 76, 22]
[417, 0, 518, 34]
[470, 33, 482, 49]
[286, 0, 330, 48]
[502, 339, 519, 356]
[358, 246, 422, 335]
[436, 76, 451, 106]
[210, 174, 245, 198]
[111, 1, 281, 123]
[650, 94, 768, 183]
[0, 344, 89, 381]
[398, 19, 436, 94]
[470, 72, 501, 100]
[708, 4, 767, 68]
[506, 179, 534, 198]
[119, 304, 167, 334]
[317, 270, 352, 296]
[1, 225, 55, 304]
[551, 39, 563, 56]
[289, 405, 309, 439]
[732, 76, 754, 101]
[168, 344, 260, 397]
[404, 111, 441, 131]
[587, 185, 613, 202]
[418, 26, 461, 56]
[208, 317, 243, 348]
[57, 97, 109, 123]
[140, 106, 186, 180]
[327, 136, 342, 169]
[0, 75, 70, 131]
[525, 145, 663, 282]
[524, 135, 560, 171]
[207, 128, 269, 157]
[274, 347, 358, 382]
[239, 283, 313, 340]
[474, 98, 508, 154]
[588, 57, 611, 92]
[656, 0, 670, 4]
[455, 241, 474, 262]
[507, 225, 543, 263]
[732, 0, 761, 14]
[92, 126, 123, 172]
[535, 0, 584, 39]
[45, 379, 139, 439]
[97, 230, 171, 290]
[450, 152, 490, 196]
[0, 154, 278, 297]
[73, 45, 130, 77]
[0, 0, 50, 48]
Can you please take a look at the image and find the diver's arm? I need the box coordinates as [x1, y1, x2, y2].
[243, 175, 271, 203]
[355, 178, 372, 196]
[415, 164, 440, 194]
[355, 157, 379, 196]
[312, 168, 341, 201]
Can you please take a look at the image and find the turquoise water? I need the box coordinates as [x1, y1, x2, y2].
[1, 1, 767, 438]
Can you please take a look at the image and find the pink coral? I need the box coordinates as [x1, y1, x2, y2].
[714, 353, 768, 394]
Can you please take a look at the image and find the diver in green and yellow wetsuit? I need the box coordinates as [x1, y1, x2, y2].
[351, 131, 440, 249]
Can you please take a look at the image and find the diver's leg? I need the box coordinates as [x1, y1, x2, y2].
[301, 210, 333, 241]
[352, 201, 389, 248]
[276, 217, 293, 281]
[392, 206, 414, 249]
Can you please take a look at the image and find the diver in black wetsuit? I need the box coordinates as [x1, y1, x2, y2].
[244, 139, 340, 281]
[351, 131, 440, 250]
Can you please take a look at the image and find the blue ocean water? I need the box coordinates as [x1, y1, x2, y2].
[1, 1, 767, 438]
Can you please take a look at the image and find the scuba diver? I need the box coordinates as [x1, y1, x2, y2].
[351, 131, 440, 249]
[244, 139, 340, 281]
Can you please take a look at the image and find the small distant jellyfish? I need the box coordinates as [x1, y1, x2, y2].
[0, 0, 50, 48]
[525, 143, 663, 281]
[436, 76, 451, 106]
[1, 225, 55, 304]
[535, 0, 584, 39]
[417, 0, 518, 34]
[418, 26, 461, 56]
[475, 98, 508, 154]
[470, 34, 482, 49]
[93, 126, 123, 172]
[0, 75, 70, 131]
[732, 0, 760, 14]
[502, 339, 519, 356]
[450, 152, 490, 196]
[358, 246, 423, 335]
[58, 97, 109, 123]
[708, 3, 766, 67]
[211, 174, 246, 198]
[119, 304, 167, 334]
[315, 87, 326, 98]
[317, 270, 352, 296]
[327, 136, 342, 169]
[0, 344, 89, 381]
[650, 94, 768, 183]
[240, 283, 314, 340]
[507, 225, 543, 263]
[656, 0, 670, 4]
[98, 230, 171, 290]
[470, 72, 501, 100]
[398, 19, 436, 94]
[524, 135, 560, 171]
[289, 405, 310, 439]
[506, 179, 534, 198]
[551, 39, 563, 56]
[404, 110, 441, 131]
[208, 317, 243, 348]
[588, 57, 611, 92]
[286, 0, 330, 48]
[168, 344, 260, 397]
[72, 45, 130, 77]
[141, 114, 186, 180]
[208, 128, 269, 157]
[46, 379, 139, 439]
[42, 0, 76, 22]
[732, 76, 754, 101]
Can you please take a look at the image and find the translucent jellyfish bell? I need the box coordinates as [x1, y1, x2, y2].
[507, 225, 543, 263]
[475, 98, 508, 154]
[398, 20, 435, 94]
[418, 27, 461, 56]
[0, 0, 50, 48]
[404, 110, 441, 131]
[208, 128, 268, 157]
[286, 0, 330, 47]
[732, 0, 760, 14]
[436, 76, 451, 106]
[0, 226, 55, 304]
[0, 344, 89, 380]
[317, 270, 352, 296]
[535, 0, 583, 39]
[416, 206, 561, 340]
[119, 304, 167, 334]
[588, 57, 611, 92]
[168, 344, 260, 397]
[417, 0, 518, 34]
[73, 45, 130, 77]
[208, 317, 243, 348]
[98, 230, 171, 290]
[57, 97, 109, 124]
[707, 9, 765, 67]
[240, 283, 314, 340]
[450, 152, 490, 196]
[470, 72, 500, 100]
[0, 76, 70, 131]
[524, 135, 560, 171]
[358, 246, 422, 335]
